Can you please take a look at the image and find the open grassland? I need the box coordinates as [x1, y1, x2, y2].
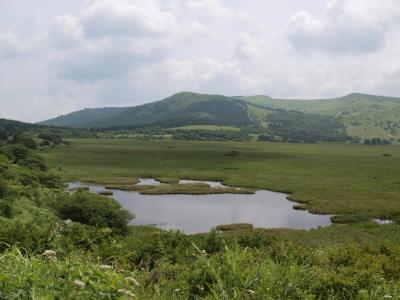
[42, 139, 400, 220]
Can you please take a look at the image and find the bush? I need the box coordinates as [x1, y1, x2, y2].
[55, 191, 134, 234]
[39, 173, 62, 189]
[0, 146, 15, 161]
[0, 216, 57, 252]
[227, 150, 239, 156]
[11, 134, 37, 149]
[203, 230, 225, 254]
[0, 180, 7, 198]
[0, 198, 13, 218]
[18, 154, 47, 172]
[10, 144, 30, 162]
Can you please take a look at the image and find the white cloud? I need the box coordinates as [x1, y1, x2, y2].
[81, 0, 178, 38]
[187, 0, 251, 21]
[288, 0, 400, 55]
[48, 15, 84, 49]
[0, 30, 25, 57]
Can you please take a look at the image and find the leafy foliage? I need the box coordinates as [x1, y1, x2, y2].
[364, 137, 392, 145]
[173, 129, 250, 141]
[54, 191, 134, 234]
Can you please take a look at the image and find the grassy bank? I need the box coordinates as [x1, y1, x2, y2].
[42, 139, 400, 220]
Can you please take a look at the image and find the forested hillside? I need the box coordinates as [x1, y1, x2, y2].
[244, 93, 400, 140]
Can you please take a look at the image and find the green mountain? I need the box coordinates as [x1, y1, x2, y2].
[40, 92, 400, 142]
[40, 92, 254, 128]
[243, 93, 400, 140]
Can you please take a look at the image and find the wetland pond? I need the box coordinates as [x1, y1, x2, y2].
[68, 179, 331, 234]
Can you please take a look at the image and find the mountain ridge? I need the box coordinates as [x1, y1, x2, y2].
[39, 92, 400, 141]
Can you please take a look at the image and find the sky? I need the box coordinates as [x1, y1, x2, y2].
[1, 0, 400, 122]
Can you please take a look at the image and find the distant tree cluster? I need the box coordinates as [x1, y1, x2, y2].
[261, 109, 351, 143]
[363, 137, 391, 145]
[172, 129, 250, 141]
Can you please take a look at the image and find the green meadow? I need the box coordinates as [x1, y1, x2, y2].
[43, 139, 400, 220]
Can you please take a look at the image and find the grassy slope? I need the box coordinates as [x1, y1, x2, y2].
[244, 93, 400, 140]
[42, 139, 400, 219]
[40, 107, 127, 128]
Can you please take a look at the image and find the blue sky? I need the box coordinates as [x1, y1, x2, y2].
[1, 0, 400, 122]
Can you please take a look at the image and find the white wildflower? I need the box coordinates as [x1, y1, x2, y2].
[99, 264, 113, 271]
[125, 277, 140, 286]
[42, 250, 57, 261]
[74, 279, 86, 289]
[118, 289, 136, 298]
[174, 288, 181, 292]
[247, 289, 256, 295]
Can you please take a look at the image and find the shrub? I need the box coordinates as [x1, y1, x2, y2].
[0, 180, 7, 198]
[0, 146, 15, 161]
[0, 216, 57, 252]
[15, 168, 40, 186]
[10, 144, 30, 162]
[0, 198, 13, 218]
[18, 154, 47, 172]
[11, 134, 37, 149]
[227, 150, 239, 156]
[39, 173, 62, 189]
[55, 192, 134, 234]
[203, 230, 225, 254]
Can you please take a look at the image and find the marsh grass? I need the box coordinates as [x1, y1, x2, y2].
[99, 190, 113, 196]
[156, 177, 180, 184]
[216, 223, 254, 231]
[293, 204, 308, 210]
[105, 182, 255, 195]
[83, 177, 140, 186]
[331, 214, 372, 224]
[42, 139, 400, 217]
[133, 183, 254, 195]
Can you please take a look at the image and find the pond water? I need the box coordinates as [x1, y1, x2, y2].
[373, 219, 394, 225]
[68, 180, 331, 234]
[136, 178, 164, 186]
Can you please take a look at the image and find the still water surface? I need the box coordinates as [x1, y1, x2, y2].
[68, 180, 331, 234]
